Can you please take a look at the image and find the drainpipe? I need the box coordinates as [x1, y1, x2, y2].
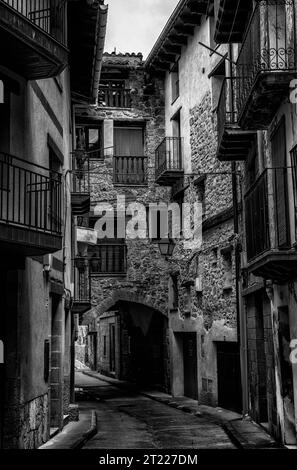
[229, 44, 249, 415]
[91, 3, 108, 104]
[232, 161, 248, 416]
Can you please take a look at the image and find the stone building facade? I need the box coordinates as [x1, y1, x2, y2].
[145, 0, 241, 409]
[0, 0, 108, 448]
[213, 0, 297, 445]
[76, 52, 173, 391]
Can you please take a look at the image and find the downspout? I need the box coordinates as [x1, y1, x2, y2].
[229, 42, 249, 416]
[91, 3, 108, 104]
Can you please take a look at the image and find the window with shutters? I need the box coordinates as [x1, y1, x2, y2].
[271, 117, 290, 249]
[88, 216, 127, 275]
[113, 125, 147, 185]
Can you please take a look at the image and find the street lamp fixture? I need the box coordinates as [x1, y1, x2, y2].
[158, 238, 176, 259]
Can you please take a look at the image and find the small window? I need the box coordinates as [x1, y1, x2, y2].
[169, 274, 179, 311]
[171, 61, 180, 104]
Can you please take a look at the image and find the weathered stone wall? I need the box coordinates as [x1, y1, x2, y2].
[168, 89, 237, 406]
[4, 394, 48, 449]
[173, 92, 237, 331]
[78, 54, 172, 322]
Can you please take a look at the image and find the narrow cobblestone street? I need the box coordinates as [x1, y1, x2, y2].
[75, 373, 236, 449]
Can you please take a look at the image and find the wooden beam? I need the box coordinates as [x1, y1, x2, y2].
[168, 33, 188, 45]
[162, 43, 181, 55]
[174, 23, 195, 36]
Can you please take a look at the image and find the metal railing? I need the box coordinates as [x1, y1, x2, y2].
[98, 85, 132, 108]
[0, 152, 62, 235]
[155, 137, 183, 180]
[236, 0, 297, 117]
[113, 156, 147, 185]
[244, 167, 292, 261]
[217, 77, 238, 145]
[1, 0, 67, 45]
[89, 244, 127, 275]
[72, 153, 90, 195]
[73, 258, 91, 304]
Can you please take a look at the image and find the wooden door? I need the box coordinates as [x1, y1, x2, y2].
[183, 333, 198, 400]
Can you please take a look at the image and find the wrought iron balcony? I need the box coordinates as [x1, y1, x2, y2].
[216, 78, 256, 161]
[155, 137, 183, 186]
[98, 84, 132, 108]
[214, 0, 253, 43]
[71, 152, 91, 216]
[72, 258, 91, 314]
[0, 0, 68, 79]
[89, 243, 127, 276]
[244, 167, 297, 281]
[113, 156, 147, 185]
[236, 0, 297, 130]
[0, 152, 62, 256]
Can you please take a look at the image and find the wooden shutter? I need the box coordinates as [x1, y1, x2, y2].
[114, 127, 143, 156]
[271, 118, 290, 248]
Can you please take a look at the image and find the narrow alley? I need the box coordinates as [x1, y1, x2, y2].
[74, 373, 236, 449]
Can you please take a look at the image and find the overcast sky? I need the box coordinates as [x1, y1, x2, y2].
[104, 0, 179, 59]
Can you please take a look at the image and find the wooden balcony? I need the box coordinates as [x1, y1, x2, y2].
[244, 168, 297, 282]
[155, 137, 184, 186]
[214, 0, 253, 43]
[236, 0, 297, 130]
[72, 258, 91, 314]
[113, 156, 147, 186]
[216, 78, 256, 161]
[71, 152, 91, 216]
[0, 152, 62, 258]
[98, 83, 132, 108]
[89, 243, 127, 277]
[0, 0, 68, 79]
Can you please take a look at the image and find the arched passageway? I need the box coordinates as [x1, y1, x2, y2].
[90, 299, 169, 391]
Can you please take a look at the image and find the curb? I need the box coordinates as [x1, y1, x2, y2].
[70, 410, 98, 450]
[82, 371, 243, 447]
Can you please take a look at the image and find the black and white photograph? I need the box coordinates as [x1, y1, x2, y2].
[0, 0, 297, 463]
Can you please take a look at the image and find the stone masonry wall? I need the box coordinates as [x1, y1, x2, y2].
[77, 54, 172, 390]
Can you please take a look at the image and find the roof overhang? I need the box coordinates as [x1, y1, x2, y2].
[68, 0, 108, 103]
[145, 0, 208, 74]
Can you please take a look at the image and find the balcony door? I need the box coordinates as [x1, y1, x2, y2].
[271, 117, 290, 248]
[114, 126, 146, 184]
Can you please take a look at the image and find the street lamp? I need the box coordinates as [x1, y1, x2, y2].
[158, 238, 176, 259]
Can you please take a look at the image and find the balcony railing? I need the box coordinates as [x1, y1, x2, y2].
[236, 0, 297, 128]
[0, 152, 62, 236]
[113, 156, 147, 185]
[245, 170, 270, 261]
[245, 168, 292, 262]
[89, 244, 127, 275]
[217, 78, 238, 145]
[72, 153, 91, 195]
[2, 0, 67, 44]
[216, 78, 256, 161]
[98, 85, 132, 108]
[73, 258, 91, 312]
[155, 137, 183, 183]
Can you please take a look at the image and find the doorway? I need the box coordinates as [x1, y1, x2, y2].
[217, 342, 242, 412]
[109, 324, 116, 373]
[183, 333, 198, 400]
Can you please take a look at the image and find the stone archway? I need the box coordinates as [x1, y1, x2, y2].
[83, 288, 168, 325]
[82, 289, 170, 392]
